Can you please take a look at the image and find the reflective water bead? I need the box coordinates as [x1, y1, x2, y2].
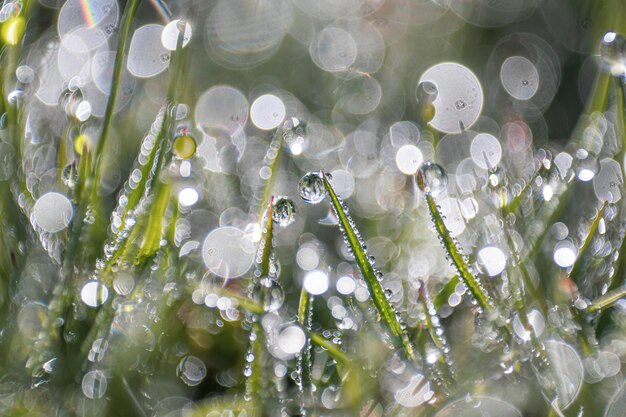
[600, 31, 626, 76]
[298, 171, 326, 204]
[272, 197, 297, 227]
[416, 162, 448, 197]
[261, 278, 285, 312]
[172, 133, 196, 159]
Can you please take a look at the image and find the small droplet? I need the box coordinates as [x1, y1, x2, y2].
[262, 278, 285, 312]
[416, 162, 448, 197]
[272, 197, 297, 227]
[172, 134, 196, 159]
[298, 172, 326, 204]
[600, 31, 626, 76]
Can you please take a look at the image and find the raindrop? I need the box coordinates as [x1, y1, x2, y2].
[272, 197, 297, 227]
[553, 241, 577, 268]
[416, 162, 448, 197]
[298, 172, 326, 204]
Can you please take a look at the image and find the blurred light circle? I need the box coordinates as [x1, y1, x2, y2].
[127, 24, 170, 78]
[395, 145, 423, 175]
[304, 270, 329, 295]
[336, 276, 356, 295]
[202, 226, 255, 279]
[500, 56, 539, 100]
[419, 62, 483, 134]
[476, 246, 506, 277]
[277, 325, 306, 355]
[81, 281, 109, 307]
[250, 94, 286, 130]
[33, 192, 73, 233]
[179, 188, 199, 207]
[470, 133, 502, 169]
[195, 85, 248, 136]
[553, 241, 576, 268]
[310, 26, 357, 72]
[162, 19, 192, 51]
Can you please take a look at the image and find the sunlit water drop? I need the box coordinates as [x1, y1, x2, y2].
[417, 162, 448, 197]
[600, 31, 626, 76]
[272, 197, 297, 227]
[298, 172, 326, 204]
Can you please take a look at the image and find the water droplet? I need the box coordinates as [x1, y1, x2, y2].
[416, 162, 448, 197]
[62, 162, 78, 188]
[272, 197, 297, 227]
[298, 172, 326, 204]
[262, 278, 284, 312]
[172, 134, 196, 159]
[600, 31, 626, 76]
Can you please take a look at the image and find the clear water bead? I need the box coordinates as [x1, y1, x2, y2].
[298, 171, 326, 204]
[272, 197, 297, 227]
[416, 162, 448, 197]
[261, 278, 285, 312]
[600, 31, 626, 76]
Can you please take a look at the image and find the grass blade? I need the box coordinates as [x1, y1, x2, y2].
[321, 174, 415, 361]
[424, 194, 495, 312]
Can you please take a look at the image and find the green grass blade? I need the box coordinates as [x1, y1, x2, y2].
[297, 287, 313, 410]
[322, 174, 415, 361]
[425, 194, 495, 312]
[588, 286, 626, 312]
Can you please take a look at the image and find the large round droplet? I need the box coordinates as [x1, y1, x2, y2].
[262, 278, 285, 312]
[298, 172, 326, 204]
[599, 31, 626, 76]
[416, 162, 448, 197]
[172, 134, 196, 159]
[272, 197, 297, 227]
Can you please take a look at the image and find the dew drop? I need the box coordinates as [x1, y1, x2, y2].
[272, 197, 297, 227]
[416, 162, 448, 197]
[298, 172, 326, 204]
[600, 31, 626, 76]
[172, 134, 196, 159]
